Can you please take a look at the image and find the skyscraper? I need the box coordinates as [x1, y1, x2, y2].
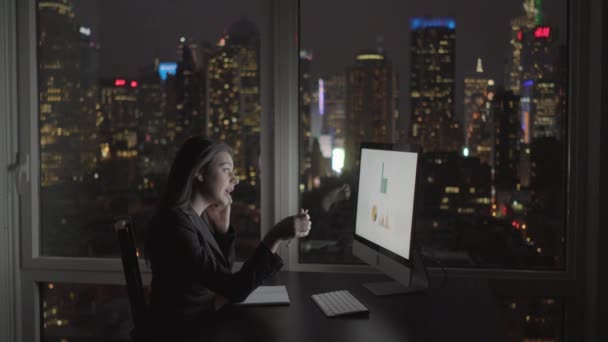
[491, 89, 521, 192]
[136, 62, 171, 191]
[98, 78, 140, 192]
[507, 0, 563, 140]
[174, 37, 208, 146]
[207, 41, 242, 159]
[345, 50, 398, 170]
[409, 18, 461, 153]
[531, 80, 561, 139]
[464, 58, 495, 165]
[322, 73, 347, 143]
[205, 18, 263, 258]
[207, 17, 261, 188]
[505, 0, 541, 95]
[521, 25, 557, 83]
[38, 0, 99, 186]
[505, 0, 563, 190]
[521, 26, 561, 140]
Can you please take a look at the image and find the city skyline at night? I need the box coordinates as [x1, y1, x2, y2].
[68, 0, 567, 121]
[38, 0, 568, 268]
[35, 1, 570, 341]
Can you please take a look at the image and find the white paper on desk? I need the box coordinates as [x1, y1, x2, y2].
[235, 286, 290, 306]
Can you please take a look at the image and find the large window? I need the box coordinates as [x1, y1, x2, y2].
[37, 0, 266, 259]
[298, 0, 568, 270]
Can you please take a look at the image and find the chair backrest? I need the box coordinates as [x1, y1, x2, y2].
[114, 216, 148, 341]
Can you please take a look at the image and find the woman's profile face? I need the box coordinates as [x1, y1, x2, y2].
[199, 151, 239, 206]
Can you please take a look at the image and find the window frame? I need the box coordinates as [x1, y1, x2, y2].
[1, 0, 20, 341]
[2, 0, 602, 341]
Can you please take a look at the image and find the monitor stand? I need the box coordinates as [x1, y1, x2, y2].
[362, 246, 429, 296]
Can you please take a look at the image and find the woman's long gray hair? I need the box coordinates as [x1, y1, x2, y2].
[159, 136, 232, 210]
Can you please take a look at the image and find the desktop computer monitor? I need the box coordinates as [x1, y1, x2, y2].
[352, 143, 428, 296]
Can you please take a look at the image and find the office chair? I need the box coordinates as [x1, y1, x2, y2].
[115, 216, 149, 342]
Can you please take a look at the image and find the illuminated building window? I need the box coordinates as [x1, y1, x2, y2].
[445, 186, 460, 194]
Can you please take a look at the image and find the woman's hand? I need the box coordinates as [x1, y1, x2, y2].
[262, 209, 311, 253]
[205, 201, 232, 235]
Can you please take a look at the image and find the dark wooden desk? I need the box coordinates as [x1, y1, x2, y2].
[188, 271, 506, 342]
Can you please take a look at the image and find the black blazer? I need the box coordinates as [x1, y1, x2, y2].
[146, 206, 283, 333]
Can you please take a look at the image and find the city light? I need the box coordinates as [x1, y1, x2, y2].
[158, 62, 177, 80]
[517, 30, 523, 41]
[534, 26, 551, 39]
[445, 186, 460, 194]
[318, 78, 324, 115]
[318, 135, 332, 158]
[100, 143, 110, 159]
[356, 54, 384, 61]
[410, 17, 456, 30]
[79, 26, 91, 36]
[463, 147, 469, 157]
[522, 111, 531, 143]
[300, 50, 313, 61]
[331, 148, 345, 174]
[500, 205, 508, 216]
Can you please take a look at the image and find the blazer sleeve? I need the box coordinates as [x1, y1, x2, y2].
[213, 226, 237, 266]
[170, 210, 283, 303]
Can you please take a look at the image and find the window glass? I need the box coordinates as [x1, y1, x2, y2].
[499, 296, 564, 341]
[37, 0, 265, 259]
[299, 0, 567, 268]
[40, 282, 133, 341]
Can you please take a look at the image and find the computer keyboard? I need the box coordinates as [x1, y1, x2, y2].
[311, 290, 369, 317]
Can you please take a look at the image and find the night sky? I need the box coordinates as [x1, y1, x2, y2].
[72, 0, 567, 121]
[72, 0, 266, 78]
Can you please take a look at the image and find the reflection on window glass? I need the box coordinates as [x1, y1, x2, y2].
[499, 296, 564, 342]
[37, 0, 264, 259]
[40, 282, 133, 341]
[299, 0, 567, 268]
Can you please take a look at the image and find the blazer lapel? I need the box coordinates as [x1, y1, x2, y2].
[187, 210, 228, 265]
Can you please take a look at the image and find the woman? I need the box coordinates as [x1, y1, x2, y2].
[145, 136, 311, 338]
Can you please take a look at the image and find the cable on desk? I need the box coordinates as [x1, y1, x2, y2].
[426, 256, 447, 289]
[416, 241, 447, 289]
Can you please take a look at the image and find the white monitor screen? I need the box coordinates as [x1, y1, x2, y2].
[355, 148, 418, 260]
